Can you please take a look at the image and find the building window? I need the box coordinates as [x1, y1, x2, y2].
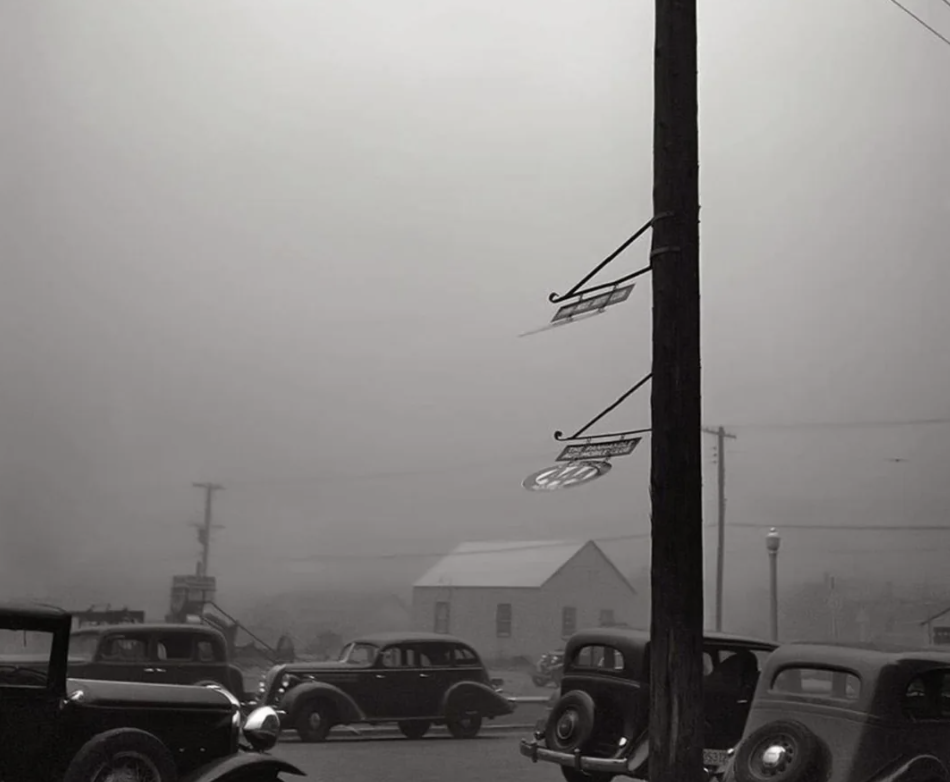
[496, 603, 512, 638]
[562, 606, 577, 638]
[599, 609, 615, 627]
[434, 601, 450, 634]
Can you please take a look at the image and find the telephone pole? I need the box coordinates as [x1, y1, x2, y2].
[192, 482, 224, 577]
[649, 0, 702, 781]
[703, 425, 737, 631]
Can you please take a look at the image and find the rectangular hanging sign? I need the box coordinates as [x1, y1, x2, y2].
[556, 437, 642, 462]
[551, 284, 635, 324]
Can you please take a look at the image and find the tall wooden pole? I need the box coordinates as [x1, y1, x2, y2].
[649, 0, 703, 779]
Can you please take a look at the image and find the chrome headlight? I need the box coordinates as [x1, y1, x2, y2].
[243, 706, 281, 752]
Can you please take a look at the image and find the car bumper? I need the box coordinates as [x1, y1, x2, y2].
[520, 738, 631, 775]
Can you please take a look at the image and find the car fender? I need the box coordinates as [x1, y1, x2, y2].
[441, 680, 514, 718]
[279, 681, 364, 724]
[869, 755, 950, 782]
[180, 753, 305, 782]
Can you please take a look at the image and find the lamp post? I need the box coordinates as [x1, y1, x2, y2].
[766, 527, 781, 642]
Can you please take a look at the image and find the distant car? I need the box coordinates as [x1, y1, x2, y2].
[57, 622, 249, 700]
[520, 627, 777, 782]
[719, 641, 950, 782]
[256, 631, 514, 741]
[0, 603, 303, 782]
[533, 649, 565, 688]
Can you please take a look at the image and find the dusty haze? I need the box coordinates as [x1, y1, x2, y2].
[2, 0, 950, 629]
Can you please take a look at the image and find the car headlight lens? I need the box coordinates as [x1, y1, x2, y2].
[243, 706, 281, 752]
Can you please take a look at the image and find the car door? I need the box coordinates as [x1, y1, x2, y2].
[372, 644, 426, 719]
[151, 631, 197, 685]
[170, 633, 229, 687]
[415, 642, 458, 716]
[88, 630, 153, 683]
[0, 627, 62, 782]
[703, 645, 766, 749]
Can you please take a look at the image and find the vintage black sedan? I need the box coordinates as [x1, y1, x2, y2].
[0, 603, 303, 782]
[719, 642, 950, 782]
[520, 627, 777, 782]
[257, 631, 514, 741]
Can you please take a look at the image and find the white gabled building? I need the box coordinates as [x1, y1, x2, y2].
[411, 540, 644, 664]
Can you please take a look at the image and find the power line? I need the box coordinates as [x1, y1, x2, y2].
[727, 522, 950, 531]
[282, 530, 687, 563]
[723, 416, 950, 431]
[886, 0, 950, 48]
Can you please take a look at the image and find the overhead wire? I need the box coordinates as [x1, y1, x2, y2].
[886, 0, 950, 48]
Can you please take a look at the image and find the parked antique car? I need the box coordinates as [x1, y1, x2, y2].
[63, 622, 249, 699]
[256, 631, 514, 741]
[0, 603, 303, 782]
[520, 627, 777, 782]
[533, 649, 565, 688]
[719, 642, 950, 782]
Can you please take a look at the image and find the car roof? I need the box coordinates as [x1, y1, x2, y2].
[566, 626, 777, 650]
[0, 602, 70, 621]
[761, 641, 950, 682]
[349, 631, 477, 646]
[71, 623, 224, 636]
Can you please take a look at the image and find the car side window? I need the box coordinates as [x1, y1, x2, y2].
[419, 643, 453, 667]
[156, 634, 194, 662]
[196, 639, 221, 663]
[707, 648, 762, 694]
[904, 670, 950, 721]
[99, 634, 148, 662]
[573, 644, 625, 672]
[452, 645, 481, 667]
[380, 645, 418, 668]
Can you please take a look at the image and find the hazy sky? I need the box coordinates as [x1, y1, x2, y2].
[3, 0, 950, 623]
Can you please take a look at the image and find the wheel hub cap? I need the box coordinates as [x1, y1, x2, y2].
[556, 710, 578, 740]
[762, 745, 786, 769]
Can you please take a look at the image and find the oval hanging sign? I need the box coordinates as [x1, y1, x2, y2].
[522, 461, 612, 492]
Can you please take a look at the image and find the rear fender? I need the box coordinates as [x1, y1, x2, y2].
[279, 681, 364, 724]
[441, 681, 514, 718]
[869, 755, 950, 782]
[180, 753, 305, 782]
[225, 666, 247, 698]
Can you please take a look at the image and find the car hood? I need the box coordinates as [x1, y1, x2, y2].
[67, 678, 235, 711]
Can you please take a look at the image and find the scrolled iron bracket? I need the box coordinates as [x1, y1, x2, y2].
[547, 213, 674, 304]
[553, 373, 653, 442]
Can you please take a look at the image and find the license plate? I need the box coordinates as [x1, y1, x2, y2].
[703, 749, 729, 768]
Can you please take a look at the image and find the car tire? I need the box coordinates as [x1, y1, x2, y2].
[295, 698, 335, 743]
[399, 720, 431, 740]
[446, 712, 483, 739]
[545, 690, 597, 754]
[560, 768, 614, 782]
[734, 719, 822, 782]
[63, 728, 177, 782]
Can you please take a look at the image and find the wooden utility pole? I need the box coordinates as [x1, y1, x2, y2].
[649, 0, 703, 780]
[703, 425, 737, 631]
[192, 482, 224, 577]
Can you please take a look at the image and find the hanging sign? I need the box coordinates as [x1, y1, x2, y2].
[556, 437, 641, 462]
[551, 285, 635, 325]
[522, 461, 612, 491]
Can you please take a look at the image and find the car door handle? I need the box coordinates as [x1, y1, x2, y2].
[375, 674, 386, 679]
[419, 673, 431, 678]
[144, 668, 166, 674]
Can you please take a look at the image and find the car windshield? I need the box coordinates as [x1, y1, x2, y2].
[338, 642, 378, 665]
[68, 633, 99, 661]
[0, 628, 54, 687]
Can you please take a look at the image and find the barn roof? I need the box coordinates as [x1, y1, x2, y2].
[413, 540, 617, 589]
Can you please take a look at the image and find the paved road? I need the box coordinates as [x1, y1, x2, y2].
[274, 732, 554, 782]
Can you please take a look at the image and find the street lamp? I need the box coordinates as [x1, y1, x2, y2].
[766, 527, 781, 642]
